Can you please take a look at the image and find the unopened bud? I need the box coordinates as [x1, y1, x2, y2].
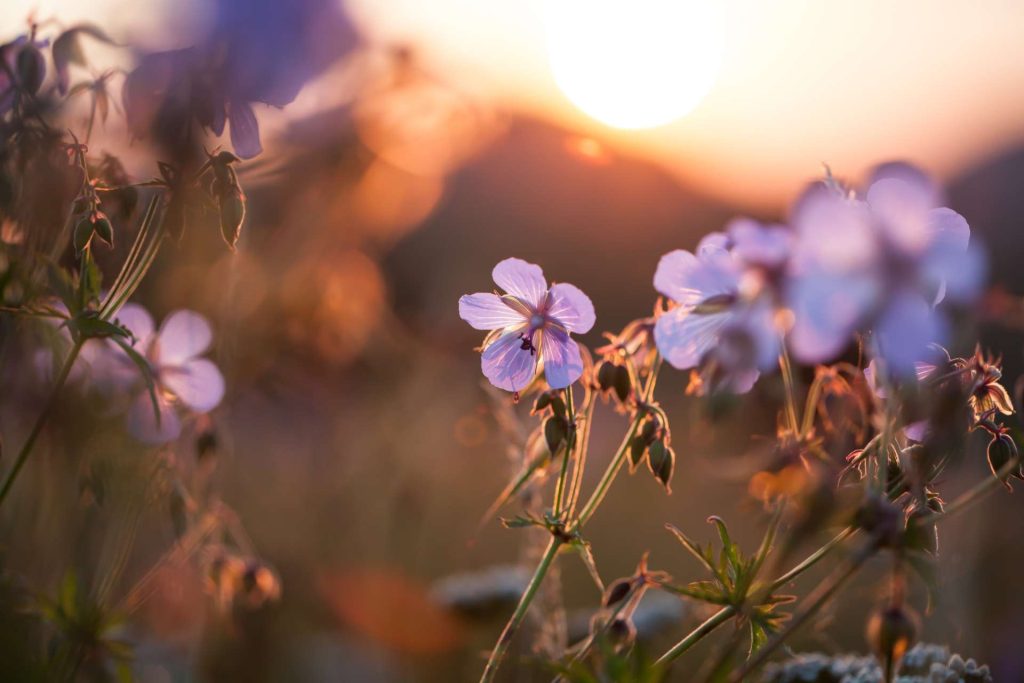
[647, 440, 675, 493]
[866, 604, 919, 674]
[602, 578, 632, 607]
[219, 188, 245, 250]
[987, 432, 1021, 489]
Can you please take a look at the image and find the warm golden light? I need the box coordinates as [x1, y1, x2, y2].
[543, 0, 722, 129]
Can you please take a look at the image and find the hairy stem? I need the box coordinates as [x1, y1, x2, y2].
[480, 537, 562, 683]
[0, 340, 84, 507]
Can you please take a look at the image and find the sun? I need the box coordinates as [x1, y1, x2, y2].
[543, 0, 723, 130]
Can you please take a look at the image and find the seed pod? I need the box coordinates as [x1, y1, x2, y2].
[602, 578, 632, 607]
[629, 434, 647, 469]
[606, 616, 637, 652]
[219, 187, 246, 250]
[647, 439, 675, 493]
[16, 44, 45, 94]
[532, 393, 552, 414]
[866, 604, 919, 677]
[544, 416, 567, 455]
[92, 212, 114, 247]
[987, 432, 1021, 489]
[596, 361, 617, 393]
[612, 364, 632, 403]
[73, 215, 94, 254]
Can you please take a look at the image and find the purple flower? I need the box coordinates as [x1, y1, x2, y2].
[652, 234, 782, 393]
[786, 163, 984, 374]
[112, 305, 225, 444]
[459, 258, 595, 392]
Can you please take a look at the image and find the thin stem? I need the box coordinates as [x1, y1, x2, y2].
[924, 452, 1022, 524]
[0, 340, 84, 507]
[480, 537, 562, 683]
[655, 605, 736, 666]
[573, 354, 661, 530]
[553, 387, 575, 517]
[778, 345, 800, 434]
[565, 390, 596, 519]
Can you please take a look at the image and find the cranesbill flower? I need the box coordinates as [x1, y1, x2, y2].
[786, 163, 984, 374]
[653, 234, 782, 393]
[112, 305, 225, 444]
[459, 258, 595, 393]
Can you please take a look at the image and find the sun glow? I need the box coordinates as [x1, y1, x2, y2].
[543, 0, 723, 130]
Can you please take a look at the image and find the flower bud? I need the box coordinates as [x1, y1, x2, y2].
[602, 578, 632, 608]
[544, 416, 567, 455]
[73, 215, 94, 254]
[866, 604, 919, 674]
[16, 44, 45, 94]
[92, 212, 114, 247]
[986, 432, 1021, 490]
[219, 188, 246, 250]
[647, 439, 675, 493]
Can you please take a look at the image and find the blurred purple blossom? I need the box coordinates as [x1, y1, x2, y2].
[653, 234, 781, 394]
[0, 33, 48, 115]
[123, 0, 356, 158]
[111, 305, 225, 444]
[459, 258, 595, 392]
[786, 163, 985, 374]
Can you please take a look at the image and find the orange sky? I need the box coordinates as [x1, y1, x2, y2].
[5, 0, 1024, 208]
[346, 0, 1024, 208]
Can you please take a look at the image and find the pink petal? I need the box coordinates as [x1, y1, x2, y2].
[126, 391, 181, 444]
[546, 283, 595, 334]
[786, 270, 878, 364]
[459, 293, 526, 331]
[481, 330, 538, 392]
[540, 326, 583, 389]
[492, 258, 548, 308]
[654, 306, 730, 370]
[791, 185, 876, 270]
[116, 303, 155, 349]
[157, 310, 213, 366]
[162, 358, 225, 413]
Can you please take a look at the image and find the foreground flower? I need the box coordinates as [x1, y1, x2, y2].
[787, 163, 985, 373]
[459, 258, 595, 392]
[653, 234, 782, 394]
[112, 305, 225, 443]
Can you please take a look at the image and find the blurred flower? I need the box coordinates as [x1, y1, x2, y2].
[0, 33, 48, 114]
[459, 257, 595, 392]
[123, 0, 355, 158]
[787, 163, 985, 373]
[653, 234, 781, 393]
[112, 305, 225, 444]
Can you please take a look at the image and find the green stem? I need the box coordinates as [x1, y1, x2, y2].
[573, 354, 661, 530]
[553, 387, 575, 518]
[480, 537, 562, 683]
[778, 346, 800, 435]
[0, 340, 84, 507]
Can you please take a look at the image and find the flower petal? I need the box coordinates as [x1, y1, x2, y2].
[540, 326, 584, 389]
[786, 269, 877, 364]
[654, 306, 730, 370]
[126, 391, 181, 445]
[653, 249, 738, 306]
[923, 209, 985, 304]
[546, 283, 595, 334]
[481, 330, 538, 392]
[229, 100, 263, 159]
[492, 258, 547, 308]
[727, 218, 792, 269]
[116, 303, 155, 349]
[866, 164, 939, 255]
[791, 185, 876, 270]
[876, 292, 947, 375]
[157, 310, 213, 366]
[162, 358, 225, 413]
[459, 293, 525, 331]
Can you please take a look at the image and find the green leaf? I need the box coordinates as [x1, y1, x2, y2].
[501, 514, 543, 529]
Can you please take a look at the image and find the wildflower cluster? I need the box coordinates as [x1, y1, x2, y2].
[458, 163, 1015, 682]
[0, 14, 289, 678]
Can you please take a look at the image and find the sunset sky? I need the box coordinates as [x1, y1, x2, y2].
[6, 0, 1024, 207]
